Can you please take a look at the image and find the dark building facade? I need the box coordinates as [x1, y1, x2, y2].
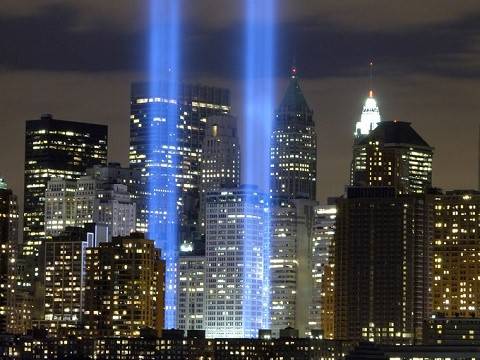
[334, 187, 432, 344]
[0, 179, 19, 334]
[270, 69, 316, 200]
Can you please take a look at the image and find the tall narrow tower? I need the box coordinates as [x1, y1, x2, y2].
[270, 68, 316, 200]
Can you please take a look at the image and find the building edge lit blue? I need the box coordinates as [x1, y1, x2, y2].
[244, 0, 276, 334]
[148, 0, 180, 328]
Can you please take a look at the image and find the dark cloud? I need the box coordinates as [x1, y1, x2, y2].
[0, 3, 480, 79]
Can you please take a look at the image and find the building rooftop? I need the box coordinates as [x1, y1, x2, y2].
[358, 121, 431, 148]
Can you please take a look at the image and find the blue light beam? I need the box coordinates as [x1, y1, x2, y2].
[148, 0, 180, 329]
[244, 0, 276, 335]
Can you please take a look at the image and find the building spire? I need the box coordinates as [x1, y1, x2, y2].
[369, 60, 374, 97]
[291, 55, 297, 79]
[354, 60, 381, 138]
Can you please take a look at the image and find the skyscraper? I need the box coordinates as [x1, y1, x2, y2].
[23, 114, 108, 255]
[176, 256, 205, 332]
[45, 175, 136, 240]
[351, 121, 433, 193]
[269, 68, 318, 337]
[310, 205, 337, 337]
[0, 178, 19, 333]
[84, 233, 165, 337]
[431, 190, 480, 318]
[200, 114, 241, 193]
[335, 115, 435, 344]
[270, 68, 316, 200]
[196, 114, 241, 253]
[86, 163, 146, 233]
[129, 83, 230, 326]
[41, 227, 92, 336]
[270, 196, 317, 337]
[44, 178, 76, 237]
[204, 186, 269, 338]
[334, 187, 432, 344]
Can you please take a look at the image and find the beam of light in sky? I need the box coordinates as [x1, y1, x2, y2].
[148, 0, 180, 328]
[244, 0, 275, 335]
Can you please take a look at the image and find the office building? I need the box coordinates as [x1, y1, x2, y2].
[86, 163, 146, 233]
[129, 83, 230, 326]
[199, 114, 241, 250]
[41, 227, 93, 336]
[431, 190, 480, 318]
[270, 68, 316, 200]
[424, 317, 480, 345]
[200, 114, 241, 193]
[204, 186, 269, 338]
[334, 187, 432, 344]
[23, 113, 108, 255]
[270, 198, 297, 336]
[0, 178, 19, 333]
[269, 197, 317, 337]
[45, 174, 136, 240]
[176, 256, 205, 331]
[44, 178, 76, 237]
[351, 121, 433, 194]
[84, 233, 165, 337]
[310, 205, 336, 338]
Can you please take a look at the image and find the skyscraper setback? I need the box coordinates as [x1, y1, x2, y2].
[334, 119, 434, 344]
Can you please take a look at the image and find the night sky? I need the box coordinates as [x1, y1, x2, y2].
[1, 1, 480, 207]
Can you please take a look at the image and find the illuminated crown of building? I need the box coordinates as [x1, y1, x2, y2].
[354, 90, 381, 138]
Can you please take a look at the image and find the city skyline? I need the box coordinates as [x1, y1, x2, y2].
[1, 2, 480, 358]
[2, 1, 480, 207]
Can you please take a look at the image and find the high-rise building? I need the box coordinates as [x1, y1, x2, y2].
[41, 227, 95, 336]
[351, 121, 433, 194]
[86, 163, 146, 233]
[270, 68, 316, 200]
[310, 205, 336, 338]
[269, 197, 317, 337]
[129, 83, 230, 326]
[176, 256, 205, 332]
[200, 115, 241, 193]
[45, 174, 136, 240]
[23, 113, 108, 255]
[84, 233, 165, 337]
[0, 178, 19, 333]
[334, 187, 432, 344]
[204, 187, 269, 338]
[431, 190, 480, 318]
[198, 114, 241, 250]
[270, 198, 297, 336]
[44, 179, 76, 237]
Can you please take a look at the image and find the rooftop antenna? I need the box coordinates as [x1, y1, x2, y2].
[369, 60, 374, 97]
[291, 53, 297, 79]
